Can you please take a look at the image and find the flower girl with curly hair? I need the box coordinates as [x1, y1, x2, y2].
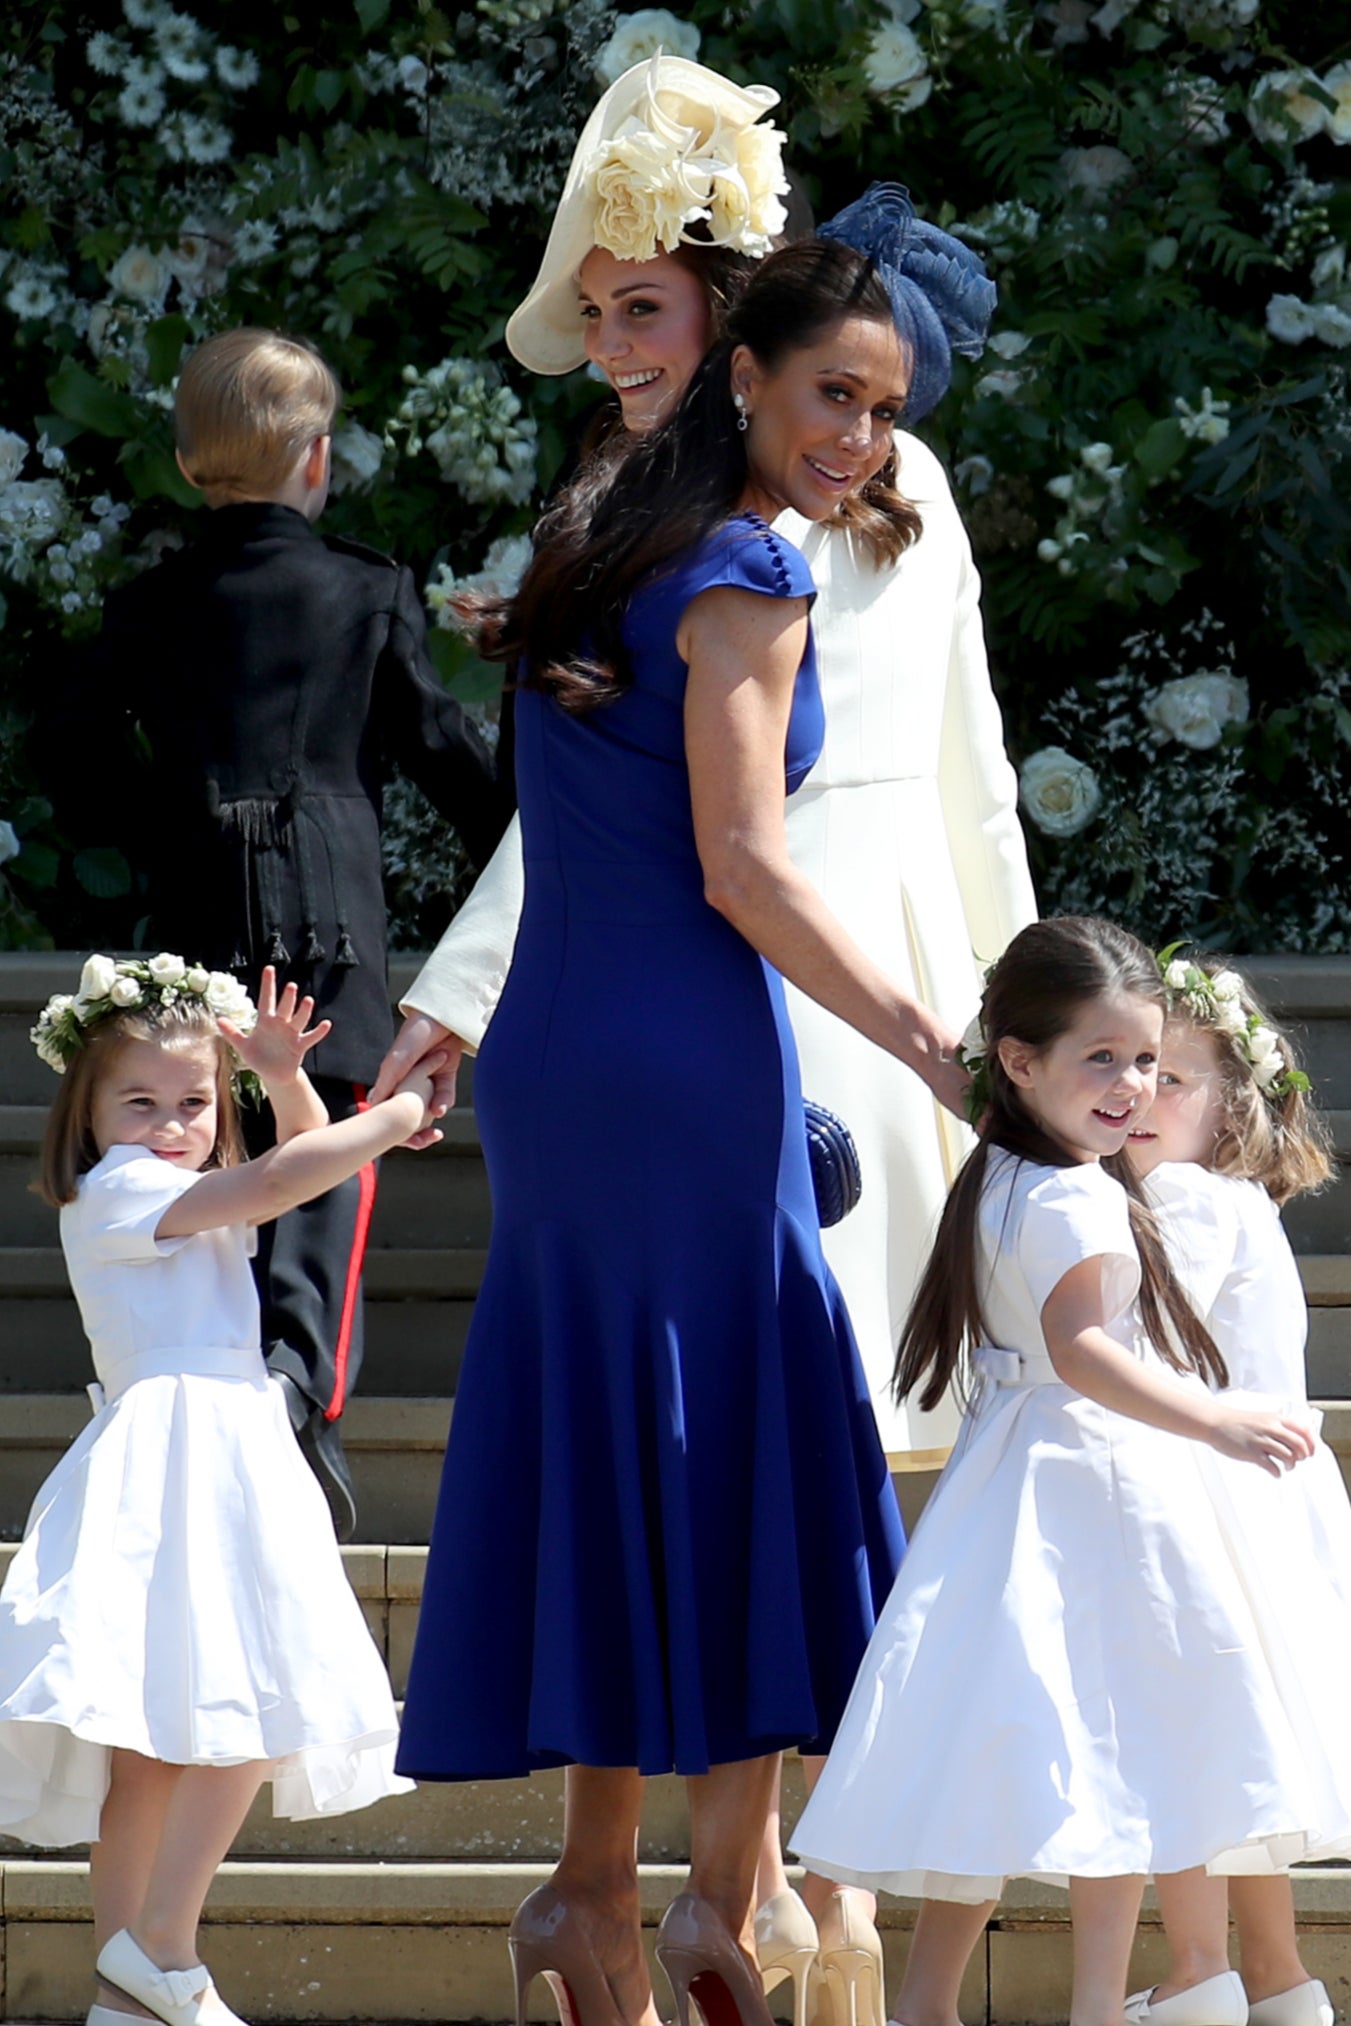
[0, 957, 443, 2026]
[1121, 953, 1348, 2026]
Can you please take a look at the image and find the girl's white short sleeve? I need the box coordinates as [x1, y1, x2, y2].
[76, 1146, 202, 1262]
[1019, 1163, 1141, 1326]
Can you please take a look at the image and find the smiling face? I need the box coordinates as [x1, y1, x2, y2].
[91, 1033, 222, 1171]
[730, 314, 910, 523]
[577, 245, 713, 435]
[1126, 1021, 1228, 1177]
[998, 990, 1163, 1164]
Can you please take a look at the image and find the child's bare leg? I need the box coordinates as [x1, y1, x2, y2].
[1147, 1867, 1231, 2000]
[91, 1750, 183, 2014]
[132, 1761, 269, 1968]
[1068, 1875, 1145, 2026]
[892, 1896, 994, 2026]
[1228, 1876, 1310, 2005]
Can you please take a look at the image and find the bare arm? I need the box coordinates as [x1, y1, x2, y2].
[1042, 1257, 1314, 1477]
[156, 1072, 438, 1240]
[682, 583, 967, 1117]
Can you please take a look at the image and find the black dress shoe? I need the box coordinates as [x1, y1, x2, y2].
[272, 1372, 358, 1543]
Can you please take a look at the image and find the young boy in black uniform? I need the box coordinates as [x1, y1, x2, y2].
[63, 328, 514, 1536]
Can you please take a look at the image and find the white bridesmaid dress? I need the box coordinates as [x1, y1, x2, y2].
[0, 1146, 411, 1848]
[789, 1152, 1351, 1900]
[400, 436, 1036, 1454]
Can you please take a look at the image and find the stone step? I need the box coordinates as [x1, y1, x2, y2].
[3, 1857, 1350, 2024]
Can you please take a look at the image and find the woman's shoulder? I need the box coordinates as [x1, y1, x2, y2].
[677, 515, 815, 602]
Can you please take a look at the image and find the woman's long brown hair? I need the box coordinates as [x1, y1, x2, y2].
[895, 916, 1227, 1413]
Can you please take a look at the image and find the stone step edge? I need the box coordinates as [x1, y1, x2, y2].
[6, 1859, 1351, 1926]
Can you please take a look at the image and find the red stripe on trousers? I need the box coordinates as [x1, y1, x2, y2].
[326, 1083, 376, 1421]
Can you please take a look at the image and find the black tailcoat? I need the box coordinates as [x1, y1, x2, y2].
[62, 502, 514, 1084]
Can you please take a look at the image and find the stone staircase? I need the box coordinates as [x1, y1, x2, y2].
[1, 951, 1349, 2025]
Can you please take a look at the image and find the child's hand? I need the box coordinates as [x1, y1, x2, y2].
[221, 966, 332, 1091]
[388, 1050, 447, 1149]
[1206, 1401, 1315, 1478]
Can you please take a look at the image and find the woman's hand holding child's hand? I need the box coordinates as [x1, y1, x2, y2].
[389, 1052, 447, 1147]
[1205, 1401, 1315, 1479]
[219, 966, 331, 1089]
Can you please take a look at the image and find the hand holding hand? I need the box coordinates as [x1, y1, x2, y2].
[388, 1050, 448, 1146]
[220, 967, 331, 1090]
[371, 1011, 457, 1107]
[1206, 1401, 1315, 1478]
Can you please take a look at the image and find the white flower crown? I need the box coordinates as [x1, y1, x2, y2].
[32, 952, 257, 1082]
[584, 60, 789, 266]
[1157, 944, 1309, 1102]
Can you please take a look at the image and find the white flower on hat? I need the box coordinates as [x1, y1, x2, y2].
[109, 975, 142, 1007]
[146, 952, 187, 986]
[592, 123, 708, 261]
[596, 9, 701, 87]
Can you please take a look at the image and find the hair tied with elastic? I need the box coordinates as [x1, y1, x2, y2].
[818, 181, 997, 422]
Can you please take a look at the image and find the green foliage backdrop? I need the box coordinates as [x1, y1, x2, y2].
[2, 0, 1350, 949]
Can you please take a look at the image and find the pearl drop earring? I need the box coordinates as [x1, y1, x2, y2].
[733, 391, 749, 434]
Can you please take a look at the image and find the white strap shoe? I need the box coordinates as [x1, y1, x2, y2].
[95, 1931, 248, 2026]
[1247, 1982, 1335, 2026]
[1124, 1970, 1249, 2026]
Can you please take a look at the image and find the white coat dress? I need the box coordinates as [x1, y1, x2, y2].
[401, 438, 1036, 1454]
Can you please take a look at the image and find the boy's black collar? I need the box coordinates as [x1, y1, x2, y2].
[197, 501, 319, 543]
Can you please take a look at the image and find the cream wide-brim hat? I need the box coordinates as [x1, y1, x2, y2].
[505, 55, 783, 377]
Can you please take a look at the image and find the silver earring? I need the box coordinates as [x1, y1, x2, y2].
[734, 392, 749, 434]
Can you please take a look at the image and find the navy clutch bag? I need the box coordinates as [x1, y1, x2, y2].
[803, 1099, 863, 1227]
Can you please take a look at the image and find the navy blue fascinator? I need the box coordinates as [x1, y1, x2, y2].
[818, 182, 996, 422]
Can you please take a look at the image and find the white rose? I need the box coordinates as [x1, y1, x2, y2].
[1311, 303, 1351, 348]
[1143, 672, 1249, 749]
[1265, 293, 1318, 344]
[184, 965, 211, 993]
[1019, 746, 1103, 837]
[863, 22, 928, 95]
[0, 430, 27, 487]
[147, 952, 186, 985]
[1216, 997, 1249, 1036]
[0, 816, 20, 865]
[109, 975, 142, 1007]
[1248, 71, 1327, 146]
[79, 954, 119, 1001]
[1324, 60, 1351, 143]
[1247, 1026, 1283, 1085]
[108, 243, 170, 304]
[1210, 969, 1245, 1002]
[733, 124, 789, 247]
[595, 9, 701, 86]
[329, 422, 385, 494]
[1164, 960, 1191, 990]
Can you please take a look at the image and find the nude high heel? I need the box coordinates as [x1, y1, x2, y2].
[508, 1883, 627, 2026]
[753, 1890, 819, 2026]
[656, 1891, 777, 2026]
[810, 1889, 885, 2026]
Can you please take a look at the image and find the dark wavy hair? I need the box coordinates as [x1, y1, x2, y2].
[474, 237, 923, 713]
[894, 916, 1227, 1413]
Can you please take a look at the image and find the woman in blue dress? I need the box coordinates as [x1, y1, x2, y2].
[397, 206, 973, 2026]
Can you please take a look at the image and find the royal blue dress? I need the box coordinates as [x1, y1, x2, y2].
[397, 516, 904, 1780]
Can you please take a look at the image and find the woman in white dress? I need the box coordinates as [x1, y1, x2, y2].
[371, 58, 1034, 2024]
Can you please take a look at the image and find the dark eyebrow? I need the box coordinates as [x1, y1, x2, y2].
[577, 279, 671, 306]
[817, 365, 908, 403]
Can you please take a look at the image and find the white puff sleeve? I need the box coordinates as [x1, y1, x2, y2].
[70, 1147, 202, 1263]
[1019, 1163, 1141, 1326]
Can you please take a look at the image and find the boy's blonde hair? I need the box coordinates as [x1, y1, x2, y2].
[38, 1001, 244, 1208]
[1174, 955, 1333, 1206]
[175, 328, 341, 501]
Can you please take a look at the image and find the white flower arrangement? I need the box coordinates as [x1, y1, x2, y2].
[386, 358, 539, 508]
[583, 60, 788, 265]
[31, 954, 257, 1078]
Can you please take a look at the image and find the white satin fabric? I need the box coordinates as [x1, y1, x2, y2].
[403, 437, 1036, 1453]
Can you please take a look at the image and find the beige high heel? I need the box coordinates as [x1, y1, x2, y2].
[753, 1889, 819, 2026]
[809, 1889, 885, 2026]
[656, 1891, 777, 2026]
[508, 1883, 628, 2026]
